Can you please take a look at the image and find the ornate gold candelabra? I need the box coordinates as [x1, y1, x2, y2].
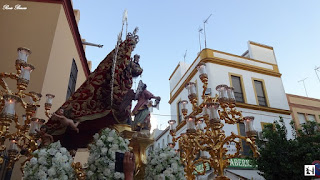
[169, 62, 260, 180]
[0, 47, 55, 171]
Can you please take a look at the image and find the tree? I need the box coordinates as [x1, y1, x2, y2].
[254, 117, 320, 180]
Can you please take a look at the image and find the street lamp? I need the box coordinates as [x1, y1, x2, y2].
[0, 47, 55, 173]
[169, 62, 259, 180]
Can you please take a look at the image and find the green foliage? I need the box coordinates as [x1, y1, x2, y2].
[254, 117, 320, 180]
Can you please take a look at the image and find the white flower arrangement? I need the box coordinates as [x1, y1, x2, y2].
[86, 128, 130, 180]
[24, 141, 75, 180]
[145, 147, 185, 180]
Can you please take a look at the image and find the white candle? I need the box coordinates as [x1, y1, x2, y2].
[186, 117, 196, 130]
[9, 140, 18, 151]
[20, 66, 32, 81]
[17, 47, 31, 62]
[3, 98, 16, 115]
[45, 94, 55, 104]
[30, 120, 39, 134]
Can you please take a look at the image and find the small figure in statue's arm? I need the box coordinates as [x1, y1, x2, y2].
[51, 108, 80, 133]
[132, 80, 160, 132]
[36, 125, 53, 147]
[130, 54, 143, 77]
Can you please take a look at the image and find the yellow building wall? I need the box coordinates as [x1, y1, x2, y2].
[0, 1, 61, 95]
[0, 1, 88, 179]
[38, 4, 87, 120]
[287, 94, 320, 129]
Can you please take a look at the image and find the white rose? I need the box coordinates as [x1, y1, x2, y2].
[103, 168, 111, 176]
[38, 149, 47, 157]
[151, 159, 157, 165]
[48, 167, 56, 176]
[159, 153, 167, 159]
[97, 140, 104, 147]
[114, 172, 122, 179]
[93, 133, 99, 140]
[88, 171, 94, 177]
[109, 162, 115, 170]
[48, 148, 58, 155]
[60, 147, 67, 154]
[38, 170, 47, 179]
[55, 152, 62, 158]
[38, 156, 47, 165]
[30, 157, 37, 165]
[100, 135, 106, 140]
[61, 174, 68, 180]
[101, 147, 108, 155]
[90, 164, 96, 171]
[107, 136, 114, 142]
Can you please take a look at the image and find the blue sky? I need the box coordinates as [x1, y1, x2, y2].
[73, 0, 320, 130]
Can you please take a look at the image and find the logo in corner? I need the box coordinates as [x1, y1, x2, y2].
[305, 165, 315, 176]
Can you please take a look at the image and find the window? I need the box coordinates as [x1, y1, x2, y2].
[158, 143, 160, 148]
[162, 139, 165, 148]
[254, 80, 267, 106]
[298, 113, 306, 124]
[239, 123, 250, 156]
[231, 75, 245, 103]
[66, 59, 78, 100]
[307, 114, 316, 122]
[167, 135, 170, 144]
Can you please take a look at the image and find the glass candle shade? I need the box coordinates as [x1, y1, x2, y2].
[227, 87, 236, 103]
[180, 100, 188, 115]
[185, 82, 197, 100]
[168, 120, 176, 131]
[196, 119, 204, 130]
[186, 116, 196, 130]
[2, 95, 19, 116]
[216, 84, 229, 102]
[30, 118, 40, 134]
[203, 105, 208, 115]
[8, 139, 18, 151]
[45, 94, 55, 106]
[19, 64, 34, 82]
[17, 47, 31, 62]
[207, 102, 220, 123]
[243, 116, 256, 136]
[197, 62, 207, 79]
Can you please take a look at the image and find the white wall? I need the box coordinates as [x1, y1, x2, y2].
[154, 129, 171, 149]
[170, 62, 190, 92]
[248, 42, 277, 65]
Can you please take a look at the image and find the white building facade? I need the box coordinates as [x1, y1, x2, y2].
[155, 41, 293, 179]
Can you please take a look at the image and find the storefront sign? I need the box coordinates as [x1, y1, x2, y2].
[194, 162, 210, 174]
[228, 158, 256, 168]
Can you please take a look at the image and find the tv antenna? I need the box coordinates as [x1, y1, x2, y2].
[183, 50, 187, 62]
[298, 77, 308, 97]
[315, 66, 320, 84]
[203, 14, 212, 49]
[198, 27, 203, 52]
